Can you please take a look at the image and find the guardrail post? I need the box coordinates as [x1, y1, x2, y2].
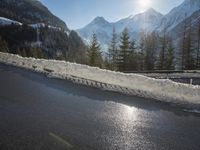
[190, 78, 193, 85]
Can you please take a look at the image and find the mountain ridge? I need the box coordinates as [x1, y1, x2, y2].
[77, 0, 200, 51]
[0, 0, 87, 63]
[0, 0, 69, 31]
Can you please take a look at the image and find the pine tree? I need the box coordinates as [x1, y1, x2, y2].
[0, 36, 9, 53]
[180, 14, 187, 70]
[158, 28, 167, 70]
[16, 48, 22, 56]
[87, 33, 103, 68]
[103, 56, 111, 70]
[118, 28, 130, 71]
[196, 22, 200, 69]
[140, 32, 158, 71]
[22, 49, 27, 57]
[185, 19, 195, 70]
[128, 40, 138, 71]
[137, 49, 144, 71]
[138, 31, 146, 71]
[166, 38, 175, 70]
[30, 47, 46, 59]
[107, 26, 118, 70]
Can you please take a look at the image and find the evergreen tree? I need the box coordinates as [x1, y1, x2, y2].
[16, 48, 22, 56]
[107, 26, 118, 70]
[103, 56, 111, 70]
[158, 28, 167, 70]
[140, 31, 158, 71]
[196, 23, 200, 69]
[0, 36, 9, 53]
[118, 28, 130, 71]
[87, 33, 103, 67]
[138, 31, 146, 71]
[180, 14, 187, 70]
[16, 48, 27, 57]
[128, 40, 138, 71]
[22, 49, 27, 57]
[137, 49, 144, 71]
[166, 38, 175, 70]
[185, 19, 195, 70]
[30, 47, 47, 59]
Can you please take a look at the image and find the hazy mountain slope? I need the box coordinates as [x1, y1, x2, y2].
[77, 17, 113, 48]
[77, 8, 163, 49]
[156, 0, 200, 32]
[115, 8, 163, 33]
[167, 9, 200, 63]
[77, 0, 200, 51]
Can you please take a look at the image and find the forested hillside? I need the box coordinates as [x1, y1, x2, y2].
[0, 0, 87, 63]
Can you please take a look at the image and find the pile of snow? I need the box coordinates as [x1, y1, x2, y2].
[0, 52, 200, 106]
[0, 17, 22, 26]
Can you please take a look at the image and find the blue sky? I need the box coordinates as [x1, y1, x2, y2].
[40, 0, 184, 29]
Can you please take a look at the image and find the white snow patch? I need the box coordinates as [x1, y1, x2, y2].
[0, 17, 22, 26]
[29, 23, 46, 28]
[0, 52, 200, 106]
[183, 109, 200, 114]
[64, 31, 70, 36]
[29, 23, 62, 31]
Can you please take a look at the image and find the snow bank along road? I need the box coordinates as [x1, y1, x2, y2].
[0, 52, 200, 107]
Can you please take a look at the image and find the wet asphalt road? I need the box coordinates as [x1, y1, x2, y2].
[0, 64, 200, 150]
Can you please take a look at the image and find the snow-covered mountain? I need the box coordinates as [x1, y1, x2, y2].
[167, 8, 200, 56]
[77, 0, 200, 51]
[115, 8, 163, 33]
[156, 0, 200, 32]
[77, 17, 113, 48]
[77, 8, 163, 49]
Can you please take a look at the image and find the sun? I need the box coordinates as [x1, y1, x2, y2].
[139, 0, 151, 9]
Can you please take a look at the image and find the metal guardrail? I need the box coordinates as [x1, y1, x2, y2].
[123, 70, 200, 74]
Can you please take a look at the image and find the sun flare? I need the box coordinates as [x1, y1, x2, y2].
[139, 0, 151, 9]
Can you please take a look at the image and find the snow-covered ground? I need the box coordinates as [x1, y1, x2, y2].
[0, 17, 22, 26]
[0, 52, 200, 106]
